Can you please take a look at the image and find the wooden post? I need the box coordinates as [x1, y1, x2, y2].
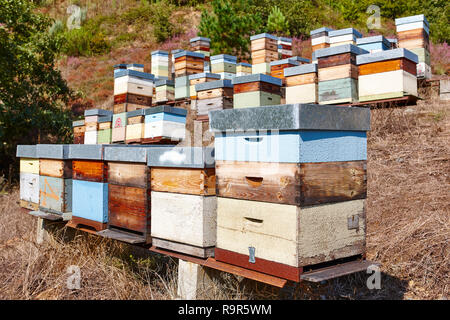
[36, 217, 50, 245]
[177, 259, 216, 300]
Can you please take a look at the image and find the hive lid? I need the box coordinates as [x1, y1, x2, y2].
[210, 54, 238, 62]
[84, 109, 113, 117]
[231, 74, 282, 86]
[155, 79, 175, 87]
[104, 145, 164, 163]
[72, 120, 85, 127]
[189, 36, 211, 43]
[36, 144, 70, 159]
[126, 108, 150, 118]
[314, 44, 368, 59]
[68, 144, 125, 160]
[16, 145, 37, 158]
[209, 104, 370, 132]
[269, 58, 300, 67]
[114, 63, 144, 69]
[328, 28, 362, 38]
[356, 35, 390, 47]
[147, 147, 215, 168]
[310, 27, 334, 36]
[188, 72, 221, 80]
[250, 33, 278, 41]
[171, 49, 183, 54]
[395, 14, 429, 27]
[284, 63, 318, 77]
[173, 51, 205, 59]
[291, 56, 311, 64]
[151, 50, 169, 55]
[195, 79, 233, 92]
[237, 62, 252, 67]
[278, 36, 292, 43]
[98, 115, 112, 123]
[145, 105, 187, 116]
[113, 69, 155, 81]
[356, 48, 419, 65]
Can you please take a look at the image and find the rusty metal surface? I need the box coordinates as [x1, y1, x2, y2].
[97, 229, 146, 244]
[300, 260, 380, 282]
[150, 246, 208, 265]
[345, 95, 419, 108]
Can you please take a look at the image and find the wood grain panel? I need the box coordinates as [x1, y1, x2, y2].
[358, 58, 417, 76]
[151, 167, 216, 195]
[107, 162, 149, 188]
[73, 132, 85, 144]
[72, 160, 107, 182]
[114, 93, 152, 106]
[73, 126, 85, 134]
[40, 159, 72, 178]
[285, 73, 317, 86]
[233, 81, 281, 94]
[197, 87, 233, 100]
[108, 184, 150, 236]
[318, 64, 358, 81]
[318, 53, 356, 68]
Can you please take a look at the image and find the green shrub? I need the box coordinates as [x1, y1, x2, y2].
[62, 26, 110, 56]
[267, 6, 290, 36]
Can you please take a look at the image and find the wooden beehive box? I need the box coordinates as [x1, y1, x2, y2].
[68, 144, 114, 230]
[310, 27, 333, 53]
[97, 115, 112, 144]
[316, 44, 368, 104]
[250, 33, 279, 64]
[114, 93, 153, 114]
[236, 62, 252, 76]
[356, 48, 418, 102]
[143, 105, 187, 143]
[36, 144, 72, 218]
[328, 28, 362, 47]
[155, 79, 175, 103]
[270, 58, 300, 83]
[112, 112, 127, 144]
[356, 35, 391, 53]
[17, 145, 40, 210]
[73, 120, 85, 145]
[232, 74, 282, 108]
[277, 37, 293, 59]
[195, 79, 234, 119]
[84, 109, 113, 145]
[148, 147, 217, 258]
[125, 108, 154, 144]
[114, 70, 154, 104]
[151, 50, 169, 79]
[209, 104, 370, 281]
[284, 63, 318, 104]
[188, 72, 221, 100]
[174, 51, 205, 77]
[174, 76, 190, 100]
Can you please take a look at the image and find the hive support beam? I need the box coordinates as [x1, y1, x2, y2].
[36, 217, 73, 244]
[36, 217, 57, 245]
[177, 259, 217, 299]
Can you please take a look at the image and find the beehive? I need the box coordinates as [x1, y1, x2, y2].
[143, 106, 187, 143]
[210, 54, 237, 80]
[17, 145, 40, 210]
[125, 108, 153, 144]
[97, 115, 112, 144]
[284, 63, 318, 104]
[209, 104, 370, 281]
[151, 50, 169, 79]
[174, 51, 205, 77]
[155, 79, 175, 103]
[277, 37, 293, 59]
[114, 69, 154, 113]
[195, 79, 234, 119]
[188, 72, 221, 100]
[236, 62, 252, 77]
[328, 28, 362, 47]
[148, 147, 217, 258]
[232, 74, 282, 108]
[356, 35, 391, 53]
[73, 120, 85, 145]
[310, 27, 333, 55]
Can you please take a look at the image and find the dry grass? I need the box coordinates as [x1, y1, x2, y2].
[0, 96, 449, 300]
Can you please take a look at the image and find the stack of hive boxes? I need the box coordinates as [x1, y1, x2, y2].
[114, 63, 144, 75]
[209, 104, 369, 281]
[143, 106, 187, 143]
[100, 146, 155, 244]
[151, 50, 169, 79]
[195, 79, 234, 120]
[329, 28, 362, 47]
[190, 37, 211, 72]
[284, 63, 318, 104]
[155, 79, 174, 103]
[277, 37, 293, 59]
[356, 35, 391, 53]
[188, 72, 221, 101]
[125, 108, 153, 144]
[310, 27, 333, 54]
[84, 109, 113, 145]
[149, 147, 217, 258]
[17, 145, 40, 211]
[356, 48, 418, 102]
[251, 33, 279, 75]
[270, 58, 300, 83]
[236, 62, 252, 76]
[174, 51, 205, 100]
[69, 145, 110, 231]
[97, 115, 112, 144]
[210, 54, 237, 80]
[73, 120, 85, 144]
[113, 69, 154, 143]
[316, 44, 368, 105]
[395, 14, 431, 79]
[170, 49, 183, 79]
[232, 74, 282, 108]
[37, 145, 72, 220]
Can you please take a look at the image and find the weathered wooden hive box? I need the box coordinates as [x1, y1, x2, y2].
[149, 147, 217, 258]
[37, 144, 72, 218]
[84, 109, 112, 145]
[97, 115, 112, 144]
[174, 51, 205, 77]
[195, 79, 234, 120]
[125, 108, 152, 144]
[284, 63, 318, 104]
[113, 69, 154, 114]
[209, 104, 370, 281]
[151, 50, 169, 79]
[357, 48, 418, 102]
[143, 106, 187, 143]
[210, 54, 237, 80]
[310, 27, 333, 54]
[174, 75, 190, 100]
[17, 145, 40, 210]
[188, 72, 221, 100]
[328, 28, 362, 47]
[232, 74, 282, 109]
[236, 62, 252, 77]
[69, 144, 112, 231]
[395, 14, 431, 79]
[277, 37, 292, 59]
[112, 112, 127, 143]
[155, 79, 175, 103]
[251, 33, 279, 64]
[270, 58, 299, 82]
[190, 37, 211, 72]
[73, 120, 85, 145]
[316, 44, 368, 104]
[102, 146, 155, 243]
[356, 35, 391, 53]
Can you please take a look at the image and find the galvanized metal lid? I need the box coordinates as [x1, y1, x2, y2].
[84, 109, 113, 117]
[314, 44, 368, 59]
[395, 14, 429, 27]
[195, 79, 233, 92]
[16, 145, 37, 158]
[173, 50, 205, 59]
[231, 74, 282, 86]
[250, 33, 278, 41]
[284, 63, 318, 77]
[188, 72, 221, 80]
[328, 28, 362, 38]
[36, 144, 70, 159]
[356, 48, 419, 65]
[147, 147, 215, 168]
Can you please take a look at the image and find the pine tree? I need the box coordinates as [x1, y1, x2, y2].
[267, 6, 290, 36]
